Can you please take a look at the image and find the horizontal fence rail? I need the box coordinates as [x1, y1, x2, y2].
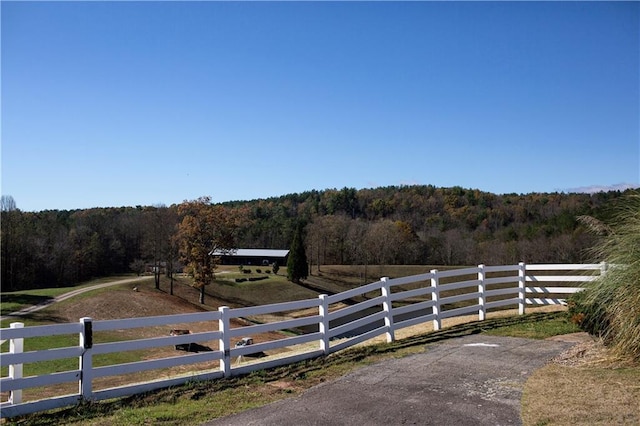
[0, 263, 605, 418]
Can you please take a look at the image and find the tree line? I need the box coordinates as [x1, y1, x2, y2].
[1, 186, 632, 292]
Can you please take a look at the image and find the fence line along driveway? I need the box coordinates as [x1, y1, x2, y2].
[203, 333, 580, 426]
[1, 263, 603, 419]
[0, 276, 152, 322]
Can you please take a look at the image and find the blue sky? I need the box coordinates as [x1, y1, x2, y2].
[2, 1, 639, 212]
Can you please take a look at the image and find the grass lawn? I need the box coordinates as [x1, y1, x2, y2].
[0, 275, 140, 316]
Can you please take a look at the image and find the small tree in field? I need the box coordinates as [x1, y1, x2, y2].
[129, 259, 146, 276]
[287, 222, 308, 284]
[177, 196, 237, 304]
[272, 262, 280, 275]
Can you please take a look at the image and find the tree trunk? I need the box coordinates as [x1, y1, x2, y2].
[199, 286, 205, 304]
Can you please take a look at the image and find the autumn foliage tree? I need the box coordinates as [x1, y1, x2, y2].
[177, 196, 238, 304]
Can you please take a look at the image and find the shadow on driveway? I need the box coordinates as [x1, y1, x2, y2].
[203, 334, 577, 426]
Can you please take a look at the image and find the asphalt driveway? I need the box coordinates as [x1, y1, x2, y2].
[203, 333, 578, 426]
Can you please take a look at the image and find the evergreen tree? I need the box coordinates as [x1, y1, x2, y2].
[287, 222, 308, 283]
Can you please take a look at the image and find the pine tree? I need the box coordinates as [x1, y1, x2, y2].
[287, 222, 308, 284]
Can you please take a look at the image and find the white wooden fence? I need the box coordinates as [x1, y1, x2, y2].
[0, 263, 605, 418]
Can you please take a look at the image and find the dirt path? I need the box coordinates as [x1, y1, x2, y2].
[0, 276, 153, 322]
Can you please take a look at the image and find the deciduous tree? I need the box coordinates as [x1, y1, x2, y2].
[177, 197, 237, 304]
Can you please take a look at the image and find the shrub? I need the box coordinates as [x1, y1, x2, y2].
[243, 269, 251, 274]
[570, 191, 640, 361]
[256, 269, 262, 273]
[248, 276, 268, 282]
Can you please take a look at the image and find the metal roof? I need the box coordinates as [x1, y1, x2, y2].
[210, 249, 290, 258]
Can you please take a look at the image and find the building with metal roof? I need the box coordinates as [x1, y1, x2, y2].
[210, 248, 290, 266]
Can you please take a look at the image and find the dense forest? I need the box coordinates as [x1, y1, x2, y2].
[1, 185, 633, 292]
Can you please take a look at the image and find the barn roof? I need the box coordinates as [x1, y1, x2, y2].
[210, 248, 290, 258]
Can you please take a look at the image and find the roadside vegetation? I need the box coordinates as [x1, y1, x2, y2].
[569, 191, 640, 362]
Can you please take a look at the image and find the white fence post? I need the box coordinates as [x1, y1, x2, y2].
[79, 317, 93, 401]
[218, 306, 231, 378]
[9, 322, 24, 405]
[600, 261, 608, 276]
[319, 294, 330, 354]
[518, 262, 526, 315]
[431, 270, 441, 331]
[380, 277, 395, 343]
[478, 264, 486, 321]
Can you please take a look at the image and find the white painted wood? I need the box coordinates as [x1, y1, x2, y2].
[218, 306, 231, 378]
[1, 371, 80, 392]
[92, 370, 225, 402]
[478, 264, 486, 321]
[1, 322, 80, 340]
[328, 327, 386, 354]
[518, 262, 526, 315]
[440, 304, 482, 319]
[319, 294, 329, 353]
[434, 267, 481, 278]
[484, 264, 521, 272]
[484, 276, 519, 286]
[93, 352, 220, 378]
[328, 310, 387, 339]
[484, 287, 519, 298]
[381, 277, 395, 343]
[394, 313, 437, 330]
[485, 297, 521, 310]
[439, 278, 481, 292]
[526, 287, 582, 294]
[431, 269, 441, 331]
[526, 263, 602, 270]
[227, 315, 320, 338]
[0, 263, 598, 419]
[8, 322, 23, 405]
[230, 298, 320, 318]
[526, 298, 567, 305]
[391, 299, 436, 317]
[386, 272, 435, 287]
[0, 395, 81, 418]
[388, 285, 435, 302]
[526, 275, 598, 283]
[327, 296, 384, 321]
[326, 280, 384, 304]
[440, 291, 481, 305]
[93, 311, 221, 332]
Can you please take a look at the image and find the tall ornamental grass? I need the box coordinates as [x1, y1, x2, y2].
[570, 190, 640, 362]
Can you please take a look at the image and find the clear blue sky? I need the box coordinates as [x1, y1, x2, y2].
[2, 1, 639, 212]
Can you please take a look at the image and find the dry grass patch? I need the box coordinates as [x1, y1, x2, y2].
[522, 337, 640, 425]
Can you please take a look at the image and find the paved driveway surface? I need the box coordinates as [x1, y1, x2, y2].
[203, 334, 576, 426]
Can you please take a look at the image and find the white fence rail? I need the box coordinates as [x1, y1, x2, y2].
[0, 263, 604, 418]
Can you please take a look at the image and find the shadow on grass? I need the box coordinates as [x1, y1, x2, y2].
[8, 311, 567, 425]
[1, 310, 69, 326]
[0, 294, 54, 314]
